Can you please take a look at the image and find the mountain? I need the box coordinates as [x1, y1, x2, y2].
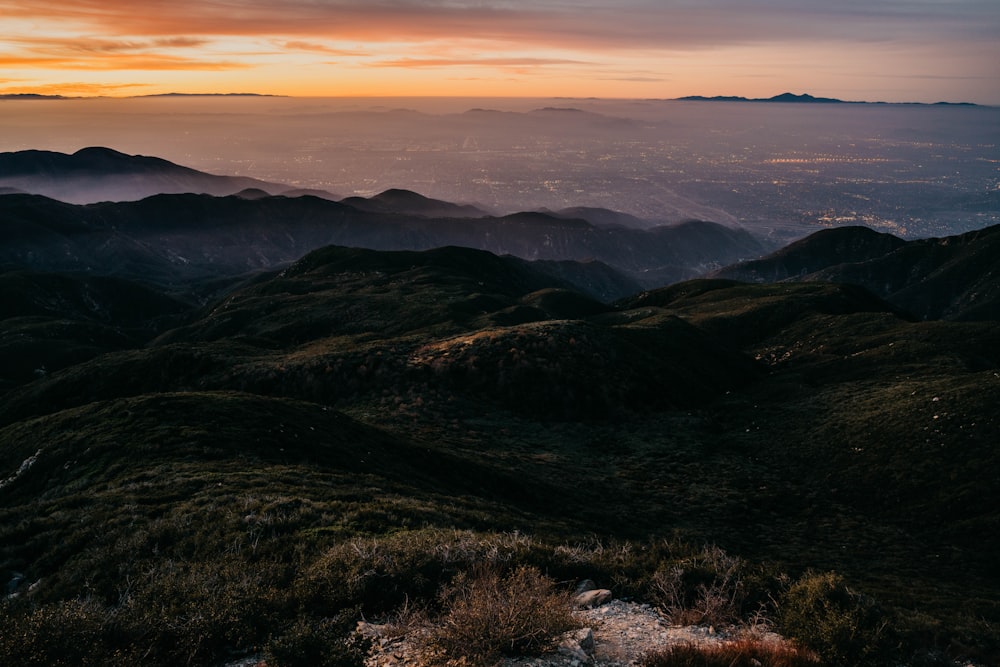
[711, 224, 1000, 320]
[0, 269, 189, 392]
[0, 93, 69, 100]
[676, 92, 979, 106]
[0, 191, 768, 296]
[679, 92, 846, 103]
[1, 239, 998, 665]
[0, 147, 294, 204]
[545, 206, 657, 230]
[339, 188, 490, 218]
[767, 92, 845, 104]
[3, 149, 999, 664]
[709, 226, 908, 281]
[0, 242, 759, 424]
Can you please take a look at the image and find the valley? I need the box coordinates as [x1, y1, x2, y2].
[1, 173, 999, 663]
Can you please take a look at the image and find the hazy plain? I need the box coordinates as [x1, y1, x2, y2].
[1, 96, 997, 242]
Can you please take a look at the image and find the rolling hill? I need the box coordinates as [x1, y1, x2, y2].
[0, 147, 299, 204]
[712, 224, 1000, 320]
[0, 190, 765, 296]
[2, 149, 1000, 665]
[1, 235, 998, 664]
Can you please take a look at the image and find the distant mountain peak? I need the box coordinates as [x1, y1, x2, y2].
[339, 188, 489, 218]
[676, 92, 978, 106]
[678, 92, 845, 104]
[0, 146, 291, 203]
[0, 93, 70, 100]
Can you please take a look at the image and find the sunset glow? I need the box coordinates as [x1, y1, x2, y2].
[1, 1, 999, 103]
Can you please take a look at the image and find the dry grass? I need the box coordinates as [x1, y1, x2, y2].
[641, 638, 822, 667]
[426, 564, 579, 666]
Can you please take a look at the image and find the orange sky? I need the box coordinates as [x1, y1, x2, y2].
[1, 1, 998, 103]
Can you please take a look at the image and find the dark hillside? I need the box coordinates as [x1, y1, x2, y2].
[2, 240, 999, 664]
[712, 223, 1000, 320]
[0, 270, 189, 391]
[0, 191, 768, 296]
[0, 147, 291, 203]
[340, 188, 489, 218]
[711, 226, 907, 282]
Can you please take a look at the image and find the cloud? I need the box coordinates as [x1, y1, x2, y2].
[0, 52, 249, 71]
[0, 81, 151, 95]
[3, 1, 996, 51]
[597, 76, 666, 83]
[0, 34, 242, 70]
[5, 35, 211, 55]
[280, 41, 369, 56]
[154, 37, 210, 48]
[369, 57, 590, 68]
[2, 0, 997, 101]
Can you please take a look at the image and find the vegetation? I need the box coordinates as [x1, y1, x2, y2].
[640, 640, 821, 667]
[1, 242, 998, 664]
[425, 564, 578, 665]
[779, 571, 894, 667]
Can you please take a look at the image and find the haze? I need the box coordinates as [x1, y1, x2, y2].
[2, 96, 998, 242]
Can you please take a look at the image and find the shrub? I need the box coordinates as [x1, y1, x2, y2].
[115, 556, 292, 665]
[298, 529, 547, 615]
[650, 544, 750, 627]
[264, 609, 371, 667]
[0, 598, 120, 667]
[779, 571, 895, 666]
[427, 564, 578, 665]
[640, 638, 821, 667]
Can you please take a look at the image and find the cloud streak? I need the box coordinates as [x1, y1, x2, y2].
[3, 1, 997, 50]
[1, 1, 997, 101]
[368, 57, 590, 69]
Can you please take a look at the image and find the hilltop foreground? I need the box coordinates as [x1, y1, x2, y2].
[1, 187, 998, 664]
[1, 242, 998, 665]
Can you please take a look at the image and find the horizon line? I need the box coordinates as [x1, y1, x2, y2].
[0, 91, 991, 107]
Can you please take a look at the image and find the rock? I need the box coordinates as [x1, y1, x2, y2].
[6, 572, 24, 594]
[557, 628, 595, 663]
[574, 589, 612, 609]
[356, 621, 387, 638]
[574, 579, 597, 595]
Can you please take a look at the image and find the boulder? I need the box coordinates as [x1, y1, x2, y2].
[574, 588, 612, 609]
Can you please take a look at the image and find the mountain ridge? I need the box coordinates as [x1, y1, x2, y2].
[1, 219, 999, 665]
[0, 190, 763, 296]
[677, 92, 979, 106]
[711, 224, 1000, 320]
[0, 147, 298, 204]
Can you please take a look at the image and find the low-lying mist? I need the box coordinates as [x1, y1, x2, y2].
[1, 96, 997, 241]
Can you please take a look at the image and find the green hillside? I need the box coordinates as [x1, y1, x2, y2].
[1, 243, 998, 665]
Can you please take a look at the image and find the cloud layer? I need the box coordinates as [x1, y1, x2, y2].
[1, 0, 998, 101]
[5, 1, 998, 47]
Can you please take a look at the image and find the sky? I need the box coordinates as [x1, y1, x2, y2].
[1, 1, 999, 104]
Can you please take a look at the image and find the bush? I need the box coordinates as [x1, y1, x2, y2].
[427, 564, 578, 665]
[115, 557, 292, 665]
[779, 571, 895, 666]
[264, 609, 371, 667]
[640, 639, 821, 666]
[650, 544, 753, 627]
[0, 598, 122, 667]
[298, 529, 547, 615]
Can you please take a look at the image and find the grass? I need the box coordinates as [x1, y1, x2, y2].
[1, 246, 999, 664]
[426, 564, 579, 665]
[640, 640, 821, 667]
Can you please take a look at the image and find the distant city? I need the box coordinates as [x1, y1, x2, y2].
[1, 96, 997, 243]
